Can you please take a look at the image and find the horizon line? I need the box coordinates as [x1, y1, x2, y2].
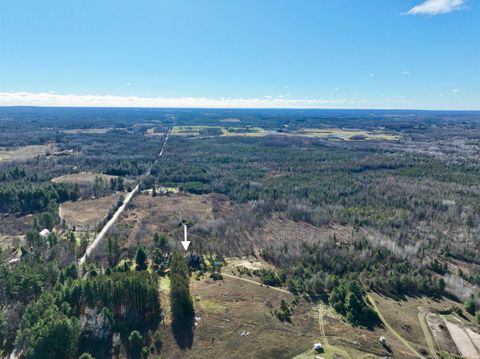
[0, 91, 478, 112]
[1, 105, 479, 112]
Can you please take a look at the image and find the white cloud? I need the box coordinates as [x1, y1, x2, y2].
[402, 71, 410, 75]
[0, 91, 365, 109]
[451, 88, 460, 93]
[406, 0, 465, 15]
[369, 73, 375, 77]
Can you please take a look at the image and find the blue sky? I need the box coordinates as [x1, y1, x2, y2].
[0, 0, 478, 109]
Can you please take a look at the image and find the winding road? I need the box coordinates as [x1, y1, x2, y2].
[79, 128, 171, 266]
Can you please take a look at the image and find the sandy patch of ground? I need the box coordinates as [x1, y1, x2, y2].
[466, 328, 480, 352]
[226, 258, 274, 271]
[444, 319, 479, 359]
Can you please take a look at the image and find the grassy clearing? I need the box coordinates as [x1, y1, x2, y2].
[0, 143, 57, 161]
[52, 172, 117, 185]
[294, 128, 400, 141]
[368, 293, 429, 349]
[172, 125, 226, 135]
[367, 294, 426, 358]
[159, 276, 171, 292]
[159, 274, 320, 359]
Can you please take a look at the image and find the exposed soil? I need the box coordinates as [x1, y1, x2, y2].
[59, 193, 122, 231]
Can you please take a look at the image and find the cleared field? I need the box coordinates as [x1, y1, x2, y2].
[59, 193, 122, 231]
[172, 125, 265, 137]
[63, 128, 111, 134]
[369, 294, 430, 350]
[219, 118, 241, 123]
[0, 214, 33, 248]
[246, 215, 356, 258]
[222, 127, 266, 137]
[117, 193, 356, 262]
[321, 301, 418, 359]
[172, 125, 227, 136]
[116, 192, 231, 250]
[370, 292, 480, 358]
[293, 128, 400, 141]
[142, 186, 179, 195]
[225, 257, 275, 271]
[171, 125, 399, 141]
[159, 274, 321, 359]
[52, 172, 117, 185]
[250, 215, 353, 245]
[0, 143, 56, 161]
[180, 270, 415, 359]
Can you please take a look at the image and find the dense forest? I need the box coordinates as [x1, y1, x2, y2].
[1, 108, 479, 357]
[145, 133, 479, 302]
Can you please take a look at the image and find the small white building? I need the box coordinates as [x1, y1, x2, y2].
[313, 343, 323, 352]
[379, 336, 387, 345]
[39, 228, 51, 238]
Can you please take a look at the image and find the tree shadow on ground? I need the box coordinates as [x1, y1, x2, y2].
[172, 312, 195, 349]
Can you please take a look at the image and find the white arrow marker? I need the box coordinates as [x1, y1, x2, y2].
[181, 224, 191, 251]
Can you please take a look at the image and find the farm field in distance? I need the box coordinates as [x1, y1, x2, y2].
[171, 125, 400, 141]
[0, 107, 479, 359]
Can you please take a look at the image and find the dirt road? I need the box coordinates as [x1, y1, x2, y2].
[367, 294, 426, 359]
[79, 129, 171, 266]
[417, 308, 440, 359]
[221, 272, 291, 294]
